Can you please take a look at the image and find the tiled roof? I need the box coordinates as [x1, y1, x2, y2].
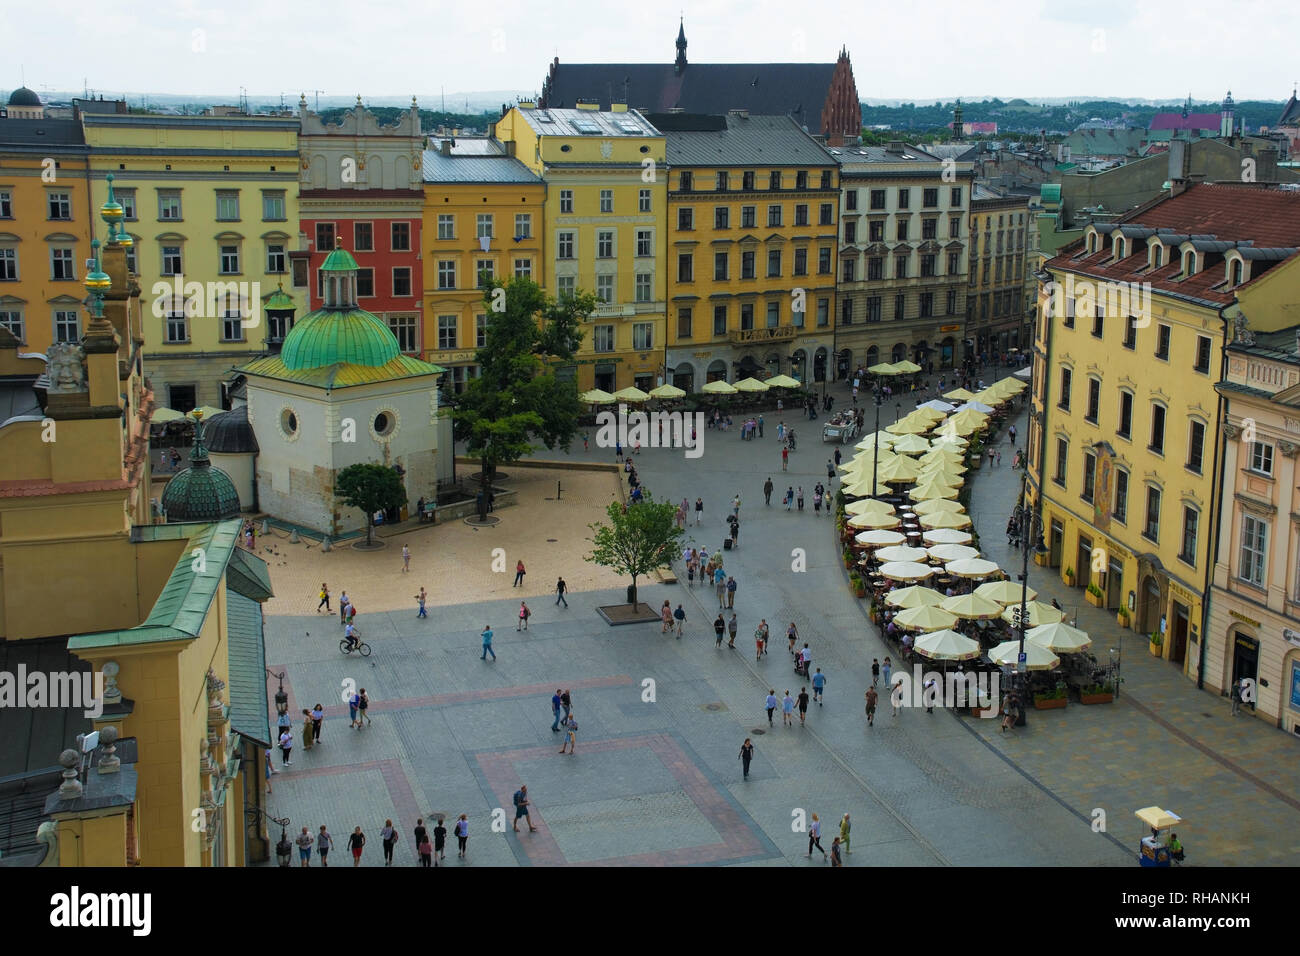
[0, 118, 87, 149]
[226, 590, 271, 747]
[541, 63, 837, 134]
[658, 113, 835, 167]
[1148, 112, 1222, 131]
[1047, 183, 1300, 304]
[240, 353, 444, 387]
[421, 150, 541, 184]
[0, 476, 130, 498]
[514, 107, 660, 138]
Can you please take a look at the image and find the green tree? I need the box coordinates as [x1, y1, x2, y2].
[452, 277, 595, 520]
[588, 493, 684, 607]
[336, 463, 407, 547]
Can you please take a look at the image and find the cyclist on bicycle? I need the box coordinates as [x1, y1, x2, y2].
[344, 621, 359, 652]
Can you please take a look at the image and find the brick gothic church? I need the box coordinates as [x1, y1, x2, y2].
[538, 20, 862, 145]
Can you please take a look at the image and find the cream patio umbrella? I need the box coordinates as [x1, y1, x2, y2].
[150, 406, 186, 423]
[930, 434, 969, 451]
[869, 362, 902, 376]
[918, 510, 973, 529]
[943, 387, 976, 402]
[997, 376, 1027, 392]
[912, 497, 966, 516]
[948, 408, 989, 430]
[878, 561, 935, 582]
[911, 482, 963, 503]
[875, 455, 922, 484]
[919, 399, 956, 413]
[884, 585, 948, 609]
[927, 543, 979, 563]
[612, 386, 650, 403]
[976, 580, 1038, 604]
[941, 592, 1005, 620]
[1000, 601, 1064, 628]
[894, 605, 960, 633]
[890, 433, 932, 455]
[934, 417, 981, 438]
[701, 379, 737, 395]
[844, 498, 896, 516]
[579, 388, 616, 404]
[875, 544, 931, 563]
[913, 628, 983, 661]
[648, 383, 686, 399]
[915, 462, 966, 483]
[847, 512, 902, 530]
[1027, 621, 1093, 654]
[764, 374, 800, 388]
[854, 528, 906, 546]
[853, 430, 898, 452]
[732, 376, 770, 393]
[893, 359, 923, 373]
[972, 389, 1009, 407]
[922, 528, 973, 545]
[944, 558, 1002, 580]
[909, 405, 947, 422]
[886, 417, 932, 435]
[987, 640, 1060, 671]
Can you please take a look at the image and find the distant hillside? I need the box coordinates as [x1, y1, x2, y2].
[316, 105, 497, 133]
[859, 98, 1289, 134]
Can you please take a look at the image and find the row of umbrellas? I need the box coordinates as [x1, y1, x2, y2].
[580, 374, 803, 405]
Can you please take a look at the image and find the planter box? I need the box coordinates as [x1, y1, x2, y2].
[854, 589, 867, 599]
[1080, 692, 1114, 704]
[1033, 697, 1067, 710]
[1085, 589, 1105, 607]
[1116, 613, 1131, 629]
[1034, 551, 1050, 567]
[1149, 642, 1163, 658]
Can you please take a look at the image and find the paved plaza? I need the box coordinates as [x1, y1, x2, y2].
[258, 379, 1300, 865]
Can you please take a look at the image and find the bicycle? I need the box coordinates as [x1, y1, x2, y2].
[339, 636, 371, 657]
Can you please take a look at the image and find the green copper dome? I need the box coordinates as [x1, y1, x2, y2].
[263, 282, 296, 312]
[161, 415, 241, 522]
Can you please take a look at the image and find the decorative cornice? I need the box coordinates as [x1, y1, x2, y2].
[1278, 440, 1299, 458]
[1222, 422, 1241, 440]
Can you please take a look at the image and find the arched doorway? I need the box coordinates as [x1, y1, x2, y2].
[764, 352, 781, 377]
[914, 340, 929, 369]
[706, 359, 728, 383]
[864, 345, 878, 370]
[1139, 574, 1163, 637]
[891, 342, 907, 363]
[672, 362, 696, 393]
[736, 354, 761, 379]
[813, 347, 828, 383]
[1229, 625, 1260, 701]
[837, 349, 852, 381]
[790, 348, 808, 384]
[940, 336, 956, 368]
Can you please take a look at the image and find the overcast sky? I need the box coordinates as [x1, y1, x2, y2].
[4, 0, 1297, 104]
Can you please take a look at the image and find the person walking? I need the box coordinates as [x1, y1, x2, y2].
[892, 680, 904, 718]
[317, 825, 333, 866]
[1000, 692, 1018, 732]
[402, 545, 411, 573]
[882, 657, 892, 694]
[454, 815, 469, 858]
[782, 446, 789, 471]
[296, 826, 314, 866]
[812, 668, 827, 705]
[727, 612, 738, 648]
[732, 494, 742, 518]
[796, 487, 804, 511]
[339, 589, 350, 625]
[797, 687, 810, 725]
[673, 603, 686, 639]
[661, 600, 673, 633]
[995, 448, 1002, 467]
[433, 818, 448, 865]
[555, 577, 568, 608]
[561, 689, 572, 722]
[1008, 423, 1017, 445]
[513, 785, 539, 832]
[765, 690, 778, 726]
[785, 486, 795, 511]
[739, 738, 755, 780]
[513, 560, 526, 587]
[763, 477, 774, 505]
[558, 712, 578, 754]
[481, 625, 496, 661]
[715, 566, 727, 608]
[276, 707, 292, 747]
[871, 658, 880, 688]
[415, 587, 427, 619]
[415, 818, 432, 867]
[380, 819, 399, 865]
[714, 613, 726, 647]
[310, 703, 324, 744]
[865, 686, 878, 726]
[800, 643, 812, 675]
[834, 447, 842, 468]
[813, 487, 823, 516]
[826, 460, 835, 484]
[808, 813, 826, 860]
[301, 709, 315, 751]
[1230, 679, 1243, 716]
[317, 583, 331, 613]
[782, 690, 795, 727]
[839, 813, 852, 855]
[265, 749, 274, 794]
[758, 414, 765, 438]
[278, 727, 293, 765]
[924, 677, 937, 714]
[518, 601, 531, 631]
[726, 576, 737, 609]
[694, 497, 704, 526]
[551, 689, 563, 732]
[348, 690, 360, 728]
[787, 622, 800, 656]
[830, 836, 843, 867]
[348, 826, 366, 866]
[358, 689, 370, 728]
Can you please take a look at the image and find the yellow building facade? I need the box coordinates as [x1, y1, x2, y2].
[81, 113, 300, 412]
[0, 116, 94, 353]
[969, 186, 1031, 360]
[421, 137, 546, 394]
[496, 104, 667, 393]
[659, 112, 839, 390]
[1030, 184, 1300, 684]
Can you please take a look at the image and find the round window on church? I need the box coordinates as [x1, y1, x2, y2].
[280, 407, 299, 439]
[369, 407, 400, 442]
[374, 412, 393, 436]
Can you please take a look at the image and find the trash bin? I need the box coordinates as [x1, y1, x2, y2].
[626, 585, 636, 604]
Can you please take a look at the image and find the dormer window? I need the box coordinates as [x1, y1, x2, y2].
[1228, 257, 1244, 287]
[1087, 232, 1098, 254]
[1183, 250, 1196, 276]
[1113, 236, 1126, 259]
[1150, 244, 1163, 269]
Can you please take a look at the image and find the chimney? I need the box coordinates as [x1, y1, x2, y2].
[886, 140, 905, 154]
[1258, 147, 1279, 183]
[518, 100, 536, 110]
[576, 99, 600, 111]
[440, 139, 453, 157]
[1167, 139, 1189, 193]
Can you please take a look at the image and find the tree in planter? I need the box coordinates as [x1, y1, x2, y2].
[452, 277, 596, 521]
[336, 463, 408, 548]
[588, 492, 684, 607]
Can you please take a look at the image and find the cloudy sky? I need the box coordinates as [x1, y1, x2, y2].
[4, 0, 1297, 104]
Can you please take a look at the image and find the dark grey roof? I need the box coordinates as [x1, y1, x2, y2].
[658, 113, 835, 167]
[205, 404, 259, 454]
[227, 591, 271, 747]
[0, 636, 93, 778]
[1278, 92, 1300, 127]
[541, 62, 838, 134]
[926, 143, 980, 162]
[0, 379, 42, 425]
[7, 87, 41, 107]
[422, 149, 540, 184]
[0, 118, 87, 149]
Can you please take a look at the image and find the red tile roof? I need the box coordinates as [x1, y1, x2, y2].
[1048, 184, 1300, 305]
[0, 476, 131, 498]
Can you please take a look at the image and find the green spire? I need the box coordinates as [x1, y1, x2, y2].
[84, 238, 110, 317]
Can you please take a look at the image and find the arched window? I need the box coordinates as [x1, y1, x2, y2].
[1183, 251, 1196, 275]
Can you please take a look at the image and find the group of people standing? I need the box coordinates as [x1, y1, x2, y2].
[290, 816, 469, 867]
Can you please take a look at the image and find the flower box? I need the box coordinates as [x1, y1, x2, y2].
[1079, 692, 1114, 704]
[1085, 588, 1105, 607]
[1033, 696, 1067, 710]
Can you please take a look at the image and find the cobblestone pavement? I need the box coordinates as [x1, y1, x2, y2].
[259, 375, 1291, 866]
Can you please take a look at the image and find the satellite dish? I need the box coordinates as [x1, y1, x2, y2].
[81, 730, 100, 753]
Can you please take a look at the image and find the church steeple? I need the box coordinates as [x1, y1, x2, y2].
[675, 18, 687, 74]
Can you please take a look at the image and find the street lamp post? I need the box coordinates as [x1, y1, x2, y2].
[246, 805, 293, 866]
[871, 380, 884, 497]
[1011, 345, 1047, 723]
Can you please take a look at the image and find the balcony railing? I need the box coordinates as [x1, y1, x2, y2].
[729, 326, 797, 344]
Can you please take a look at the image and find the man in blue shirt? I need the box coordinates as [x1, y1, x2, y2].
[765, 690, 778, 726]
[551, 689, 563, 732]
[481, 625, 496, 661]
[812, 668, 827, 705]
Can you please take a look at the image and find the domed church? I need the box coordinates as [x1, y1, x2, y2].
[238, 242, 445, 536]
